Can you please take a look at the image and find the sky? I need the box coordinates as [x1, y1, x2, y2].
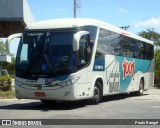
[4, 0, 160, 56]
[27, 0, 160, 33]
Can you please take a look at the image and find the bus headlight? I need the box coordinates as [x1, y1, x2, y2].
[57, 76, 80, 87]
[70, 76, 80, 84]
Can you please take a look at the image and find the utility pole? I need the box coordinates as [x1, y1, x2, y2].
[74, 0, 76, 18]
[74, 0, 81, 18]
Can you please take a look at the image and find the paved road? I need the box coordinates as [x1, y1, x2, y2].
[0, 87, 160, 128]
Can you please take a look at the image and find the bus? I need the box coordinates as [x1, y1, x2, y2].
[7, 18, 154, 104]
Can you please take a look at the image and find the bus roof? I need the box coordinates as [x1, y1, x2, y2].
[26, 18, 153, 45]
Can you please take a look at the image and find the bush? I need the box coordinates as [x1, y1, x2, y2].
[0, 76, 12, 91]
[155, 50, 160, 88]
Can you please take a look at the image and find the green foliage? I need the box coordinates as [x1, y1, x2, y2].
[0, 39, 6, 54]
[0, 39, 16, 75]
[0, 76, 12, 91]
[155, 50, 160, 86]
[0, 90, 15, 98]
[138, 28, 160, 49]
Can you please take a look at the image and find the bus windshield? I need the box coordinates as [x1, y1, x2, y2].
[16, 29, 77, 78]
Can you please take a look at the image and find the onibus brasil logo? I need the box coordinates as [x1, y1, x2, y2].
[122, 58, 135, 80]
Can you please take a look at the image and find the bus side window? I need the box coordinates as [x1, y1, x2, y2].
[77, 35, 90, 69]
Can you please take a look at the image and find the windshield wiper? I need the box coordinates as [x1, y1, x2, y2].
[43, 53, 57, 76]
[42, 33, 58, 76]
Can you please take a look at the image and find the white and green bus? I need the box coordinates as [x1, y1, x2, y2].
[8, 18, 154, 104]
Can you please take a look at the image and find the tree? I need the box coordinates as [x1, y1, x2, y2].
[0, 39, 15, 75]
[0, 39, 6, 54]
[138, 28, 160, 49]
[138, 28, 160, 86]
[154, 49, 160, 85]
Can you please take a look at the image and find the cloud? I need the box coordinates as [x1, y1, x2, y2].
[133, 17, 160, 29]
[118, 8, 128, 13]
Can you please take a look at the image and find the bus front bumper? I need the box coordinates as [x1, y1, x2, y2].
[15, 84, 77, 101]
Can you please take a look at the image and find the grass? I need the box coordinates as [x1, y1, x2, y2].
[0, 90, 15, 99]
[154, 84, 160, 89]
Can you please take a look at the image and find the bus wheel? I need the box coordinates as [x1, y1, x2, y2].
[136, 79, 144, 96]
[41, 100, 57, 105]
[89, 81, 103, 105]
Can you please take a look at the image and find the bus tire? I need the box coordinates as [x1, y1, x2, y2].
[89, 81, 103, 105]
[41, 100, 57, 104]
[136, 79, 144, 96]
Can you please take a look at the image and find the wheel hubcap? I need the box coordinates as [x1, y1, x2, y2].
[93, 87, 100, 101]
[140, 82, 143, 94]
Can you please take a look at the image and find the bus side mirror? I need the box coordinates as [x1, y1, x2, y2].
[6, 33, 22, 54]
[73, 31, 89, 51]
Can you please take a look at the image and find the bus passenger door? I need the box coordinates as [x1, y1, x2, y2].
[76, 34, 92, 98]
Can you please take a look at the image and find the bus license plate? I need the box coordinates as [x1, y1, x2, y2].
[35, 92, 45, 97]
